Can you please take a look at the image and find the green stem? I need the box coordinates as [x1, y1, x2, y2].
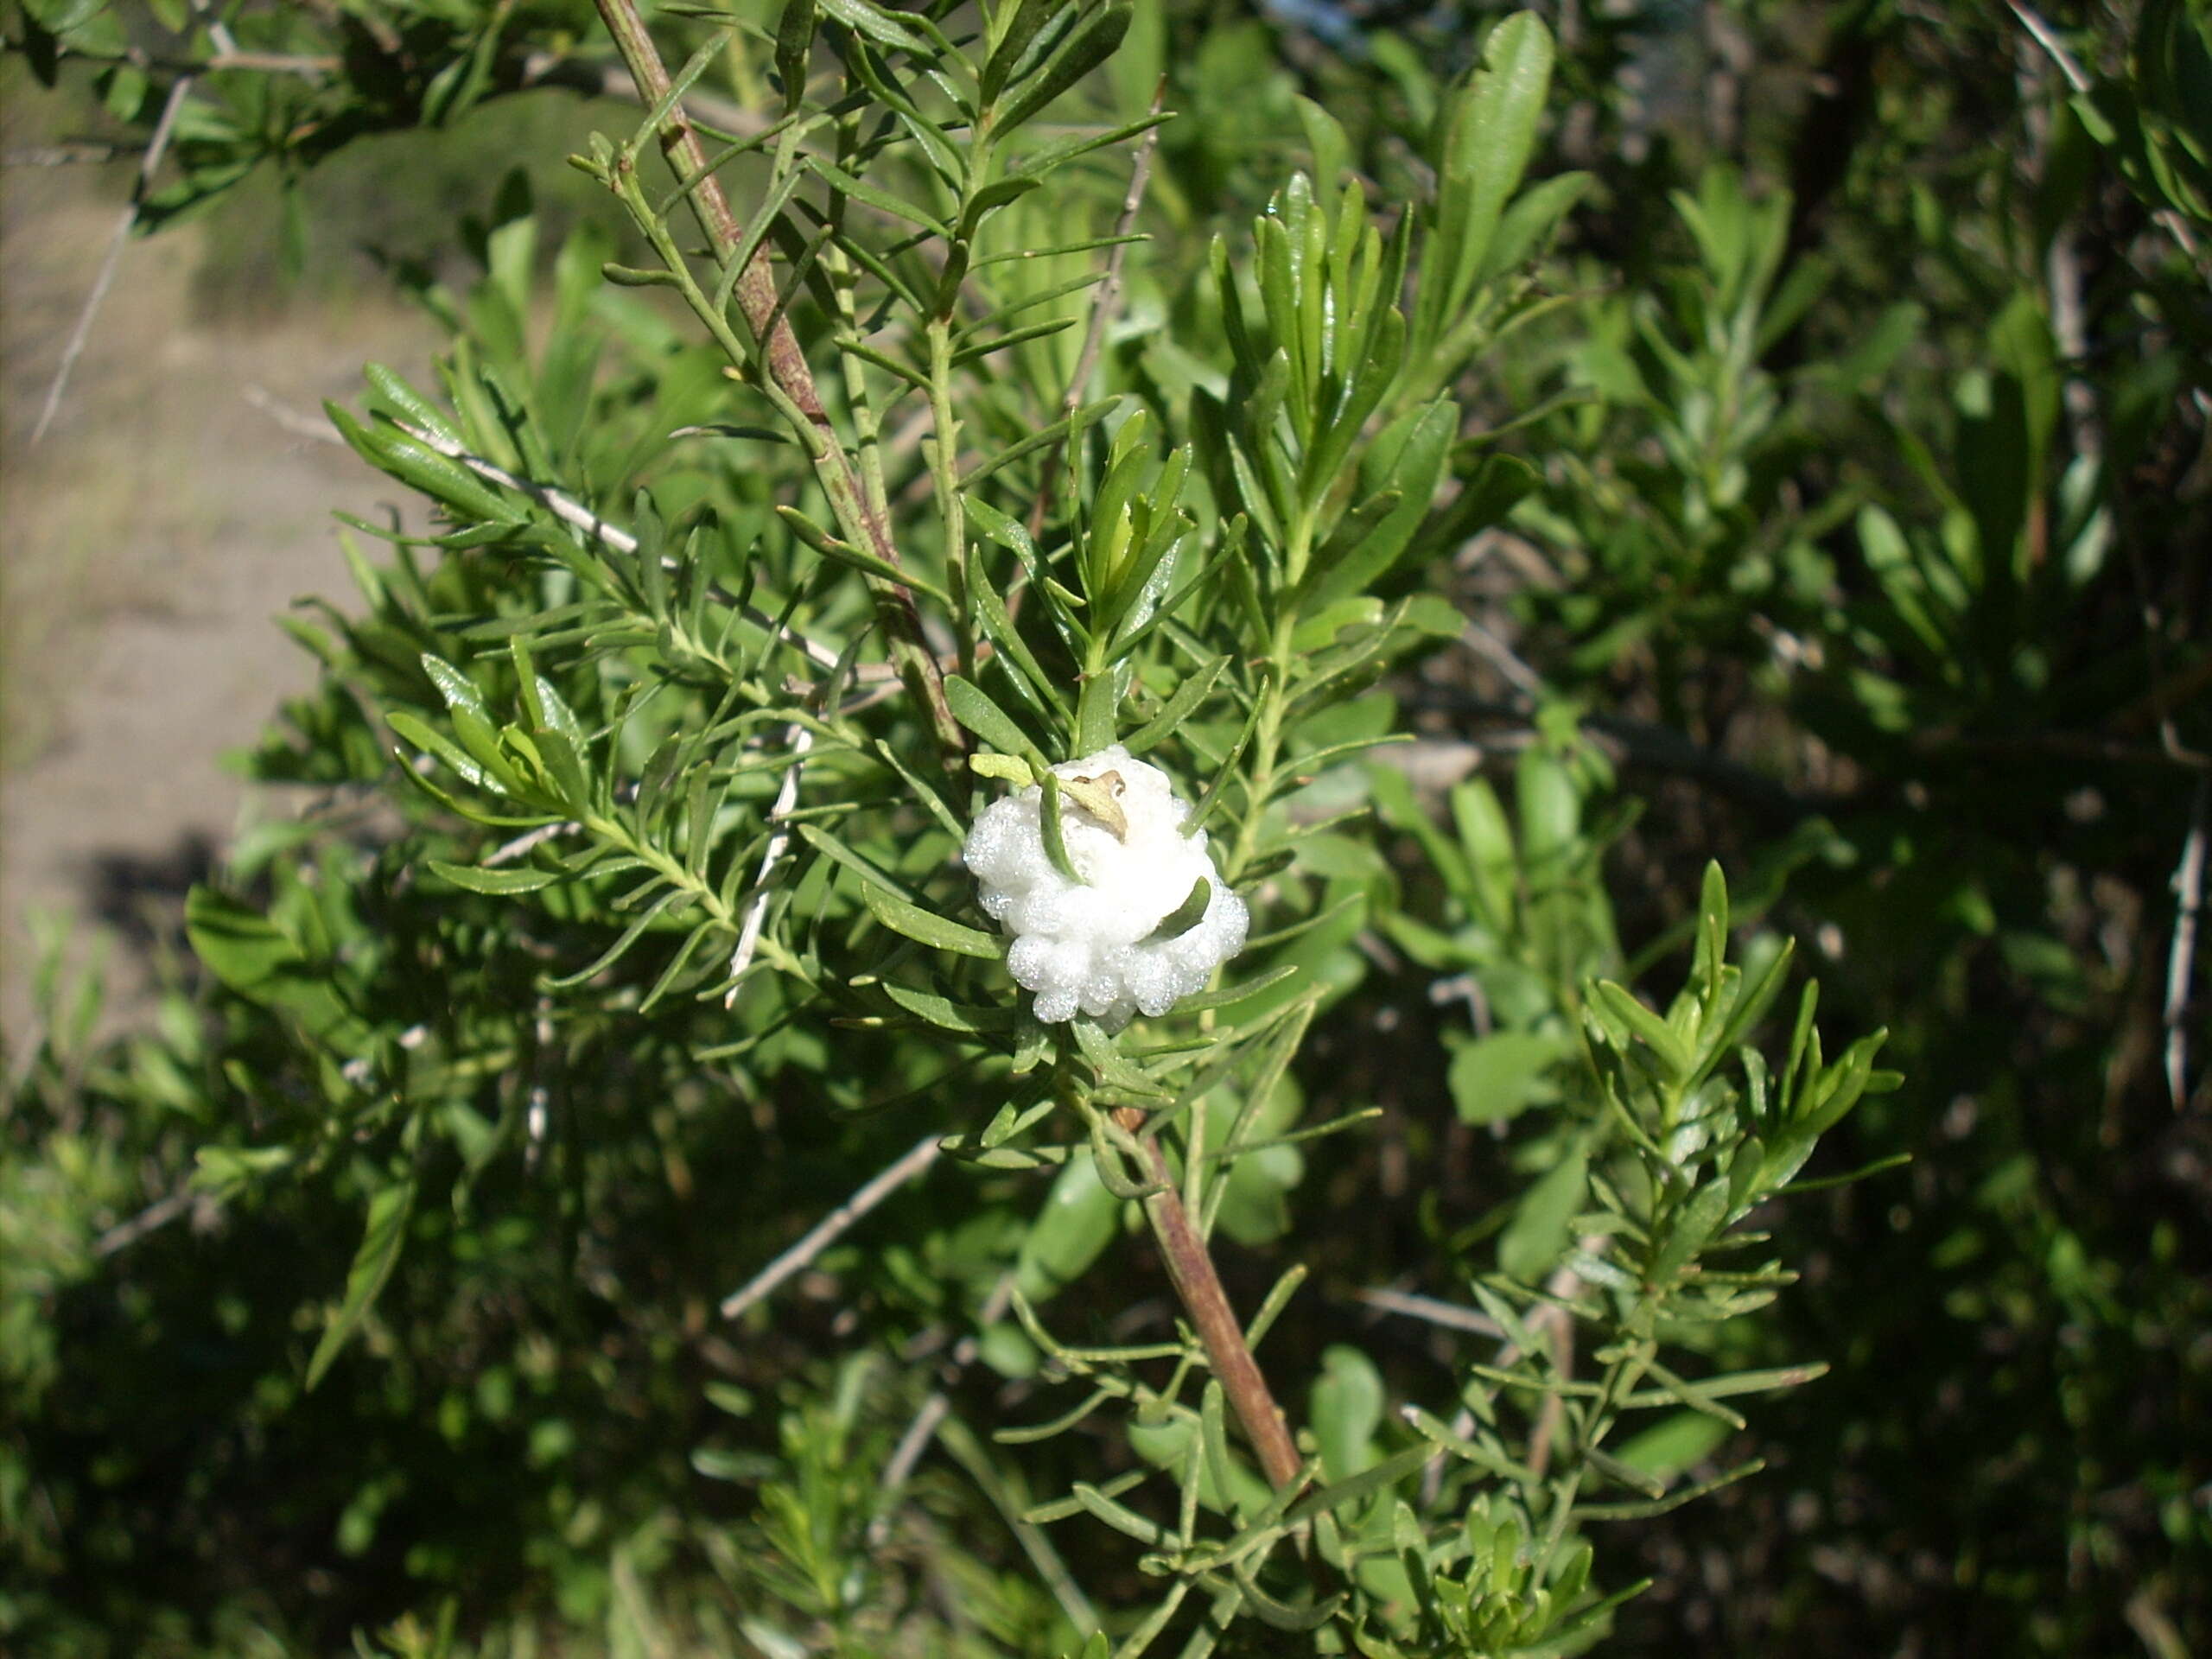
[927, 315, 975, 675]
[824, 244, 897, 540]
[582, 813, 809, 981]
[825, 117, 896, 537]
[1226, 506, 1313, 880]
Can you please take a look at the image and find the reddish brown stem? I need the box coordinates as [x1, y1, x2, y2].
[594, 0, 818, 418]
[1123, 1116, 1303, 1491]
[591, 0, 964, 767]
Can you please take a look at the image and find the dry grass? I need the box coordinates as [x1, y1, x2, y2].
[1, 99, 438, 1034]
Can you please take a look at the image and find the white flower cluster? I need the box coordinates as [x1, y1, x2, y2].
[963, 745, 1249, 1027]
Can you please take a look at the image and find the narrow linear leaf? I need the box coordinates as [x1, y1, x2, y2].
[817, 0, 931, 53]
[1590, 980, 1693, 1080]
[1620, 1363, 1829, 1409]
[996, 3, 1132, 133]
[1123, 655, 1228, 753]
[306, 1178, 418, 1390]
[387, 711, 493, 791]
[1173, 963, 1300, 1015]
[808, 156, 950, 236]
[1039, 771, 1081, 882]
[1142, 876, 1211, 944]
[548, 887, 690, 989]
[1008, 111, 1170, 178]
[777, 505, 950, 602]
[1574, 1459, 1765, 1521]
[1021, 1469, 1147, 1526]
[861, 884, 1006, 958]
[881, 982, 1018, 1033]
[794, 823, 912, 900]
[950, 315, 1077, 368]
[946, 673, 1042, 760]
[427, 860, 559, 895]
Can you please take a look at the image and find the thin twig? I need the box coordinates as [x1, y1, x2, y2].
[1459, 618, 1546, 701]
[2124, 1586, 2190, 1659]
[189, 0, 241, 59]
[1357, 1286, 1507, 1338]
[2016, 9, 2103, 490]
[75, 39, 763, 119]
[1427, 972, 1493, 1036]
[724, 724, 815, 1004]
[243, 384, 347, 444]
[2004, 0, 2092, 93]
[515, 49, 766, 139]
[301, 0, 399, 54]
[1524, 1312, 1576, 1476]
[1415, 682, 1836, 825]
[721, 1135, 943, 1319]
[392, 416, 645, 548]
[2046, 228, 2100, 461]
[1027, 84, 1165, 542]
[1420, 1403, 1478, 1510]
[353, 420, 859, 995]
[1519, 1243, 1599, 1478]
[593, 0, 819, 416]
[2165, 776, 2209, 1110]
[868, 1270, 1019, 1548]
[526, 995, 556, 1171]
[878, 1396, 954, 1526]
[2, 144, 136, 166]
[1060, 91, 1163, 413]
[93, 1190, 196, 1257]
[66, 45, 333, 75]
[31, 73, 193, 444]
[1409, 1243, 1594, 1505]
[932, 1411, 1098, 1635]
[26, 0, 245, 442]
[483, 821, 580, 867]
[201, 48, 327, 72]
[382, 418, 938, 690]
[2007, 0, 2200, 262]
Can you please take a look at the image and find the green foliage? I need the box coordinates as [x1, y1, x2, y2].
[4, 1, 2208, 1656]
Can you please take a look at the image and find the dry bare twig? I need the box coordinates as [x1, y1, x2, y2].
[2005, 0, 2091, 93]
[2166, 776, 2209, 1109]
[383, 416, 872, 678]
[721, 1135, 943, 1319]
[723, 724, 815, 1004]
[2, 143, 137, 166]
[31, 73, 193, 444]
[1357, 1286, 1507, 1338]
[868, 1270, 1020, 1548]
[246, 392, 895, 688]
[93, 1189, 200, 1257]
[482, 821, 581, 867]
[242, 384, 349, 445]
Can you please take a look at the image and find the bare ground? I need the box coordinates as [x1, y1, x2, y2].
[2, 161, 435, 1039]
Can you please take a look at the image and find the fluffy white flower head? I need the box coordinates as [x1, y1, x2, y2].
[963, 744, 1248, 1028]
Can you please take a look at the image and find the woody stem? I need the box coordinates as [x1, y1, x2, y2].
[590, 0, 966, 771]
[1119, 1109, 1304, 1491]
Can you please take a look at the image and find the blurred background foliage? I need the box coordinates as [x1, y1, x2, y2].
[1, 0, 2207, 1654]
